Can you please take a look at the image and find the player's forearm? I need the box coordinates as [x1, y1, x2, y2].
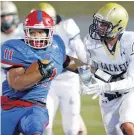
[110, 74, 134, 91]
[9, 60, 54, 91]
[12, 71, 43, 91]
[65, 55, 87, 72]
[65, 60, 78, 73]
[110, 59, 134, 91]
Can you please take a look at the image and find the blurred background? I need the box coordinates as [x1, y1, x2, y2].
[14, 1, 134, 135]
[15, 1, 134, 38]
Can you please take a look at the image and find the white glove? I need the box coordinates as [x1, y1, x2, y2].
[86, 80, 111, 99]
[78, 65, 111, 99]
[78, 65, 98, 95]
[80, 81, 90, 95]
[78, 65, 93, 85]
[86, 82, 111, 94]
[78, 65, 96, 95]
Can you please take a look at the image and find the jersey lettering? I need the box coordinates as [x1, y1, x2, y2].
[97, 61, 129, 72]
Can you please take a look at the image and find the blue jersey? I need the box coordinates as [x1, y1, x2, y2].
[1, 35, 66, 102]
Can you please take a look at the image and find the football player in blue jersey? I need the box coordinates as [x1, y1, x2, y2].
[1, 10, 67, 135]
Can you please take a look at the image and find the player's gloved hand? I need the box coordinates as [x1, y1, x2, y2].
[78, 65, 93, 84]
[78, 65, 96, 95]
[86, 80, 111, 99]
[80, 81, 91, 95]
[38, 59, 55, 78]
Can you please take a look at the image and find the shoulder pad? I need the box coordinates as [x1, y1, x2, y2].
[120, 31, 134, 49]
[61, 19, 80, 39]
[120, 31, 134, 56]
[83, 34, 100, 49]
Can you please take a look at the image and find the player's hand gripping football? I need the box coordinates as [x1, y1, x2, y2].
[38, 59, 55, 79]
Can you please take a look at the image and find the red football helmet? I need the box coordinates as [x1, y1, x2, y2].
[23, 10, 54, 49]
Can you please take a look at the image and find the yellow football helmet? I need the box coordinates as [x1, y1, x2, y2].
[38, 3, 57, 24]
[89, 3, 129, 40]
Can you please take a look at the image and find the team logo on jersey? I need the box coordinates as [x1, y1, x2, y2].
[121, 51, 125, 56]
[43, 82, 48, 87]
[97, 61, 129, 72]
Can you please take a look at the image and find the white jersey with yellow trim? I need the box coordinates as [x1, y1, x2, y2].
[84, 31, 134, 92]
[1, 23, 25, 45]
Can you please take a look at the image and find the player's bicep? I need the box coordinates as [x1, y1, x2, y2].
[7, 67, 25, 88]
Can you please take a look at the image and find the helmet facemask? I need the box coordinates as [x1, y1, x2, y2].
[1, 13, 19, 33]
[1, 2, 19, 33]
[24, 27, 53, 49]
[89, 14, 123, 41]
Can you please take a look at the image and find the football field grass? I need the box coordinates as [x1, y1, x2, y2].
[53, 95, 106, 135]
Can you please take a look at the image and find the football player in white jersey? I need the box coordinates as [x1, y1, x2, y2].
[79, 3, 134, 135]
[1, 1, 25, 86]
[38, 3, 87, 135]
[1, 1, 24, 45]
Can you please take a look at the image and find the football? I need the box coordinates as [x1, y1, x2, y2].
[25, 60, 50, 73]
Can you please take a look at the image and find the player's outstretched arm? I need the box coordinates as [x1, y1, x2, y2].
[7, 60, 54, 91]
[63, 55, 87, 73]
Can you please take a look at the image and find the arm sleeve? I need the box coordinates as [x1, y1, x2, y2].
[110, 41, 134, 91]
